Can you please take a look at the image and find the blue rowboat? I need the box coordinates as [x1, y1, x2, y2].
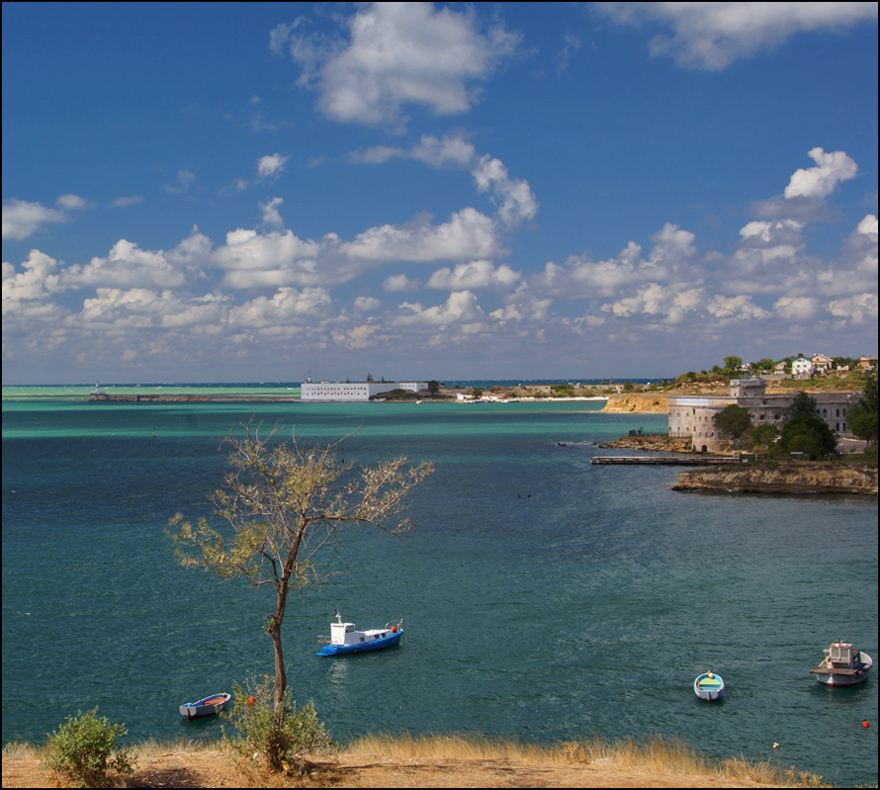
[694, 671, 724, 701]
[316, 611, 403, 656]
[179, 692, 232, 719]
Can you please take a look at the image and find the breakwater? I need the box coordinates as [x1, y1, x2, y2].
[89, 393, 297, 403]
[591, 456, 738, 465]
[673, 460, 878, 495]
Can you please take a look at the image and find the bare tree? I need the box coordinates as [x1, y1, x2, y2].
[169, 422, 433, 711]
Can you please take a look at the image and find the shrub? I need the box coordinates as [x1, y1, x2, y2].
[223, 675, 334, 774]
[43, 707, 135, 787]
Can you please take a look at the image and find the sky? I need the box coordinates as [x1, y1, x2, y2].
[2, 2, 878, 385]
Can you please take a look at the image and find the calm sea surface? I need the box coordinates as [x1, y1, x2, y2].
[2, 386, 877, 785]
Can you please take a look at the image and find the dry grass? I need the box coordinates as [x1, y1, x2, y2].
[3, 732, 833, 788]
[342, 732, 829, 787]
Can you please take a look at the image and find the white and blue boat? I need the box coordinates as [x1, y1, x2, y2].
[316, 611, 403, 656]
[179, 692, 232, 719]
[694, 671, 724, 701]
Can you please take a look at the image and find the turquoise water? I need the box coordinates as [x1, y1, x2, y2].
[2, 388, 877, 785]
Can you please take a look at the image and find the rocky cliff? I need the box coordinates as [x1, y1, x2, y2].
[673, 461, 878, 495]
[601, 394, 669, 413]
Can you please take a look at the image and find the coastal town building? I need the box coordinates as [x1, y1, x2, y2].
[791, 357, 813, 378]
[301, 380, 428, 402]
[668, 378, 859, 452]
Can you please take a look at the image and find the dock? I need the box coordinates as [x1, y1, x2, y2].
[591, 456, 739, 465]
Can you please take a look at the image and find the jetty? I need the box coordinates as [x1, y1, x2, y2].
[591, 456, 739, 465]
[89, 393, 296, 403]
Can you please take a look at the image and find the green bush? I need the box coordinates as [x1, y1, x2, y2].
[43, 707, 135, 787]
[223, 675, 335, 774]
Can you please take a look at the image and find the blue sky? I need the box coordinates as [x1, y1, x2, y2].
[3, 2, 877, 384]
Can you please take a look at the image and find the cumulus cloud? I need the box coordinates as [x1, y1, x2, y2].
[427, 260, 520, 291]
[598, 2, 878, 70]
[2, 249, 62, 302]
[341, 207, 501, 262]
[352, 134, 538, 229]
[257, 153, 288, 179]
[395, 290, 483, 327]
[2, 198, 69, 240]
[784, 147, 858, 200]
[272, 2, 520, 129]
[261, 197, 285, 227]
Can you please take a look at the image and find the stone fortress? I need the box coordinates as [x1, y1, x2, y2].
[668, 378, 859, 453]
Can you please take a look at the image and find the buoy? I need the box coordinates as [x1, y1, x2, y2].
[247, 696, 256, 706]
[391, 626, 397, 632]
[863, 720, 870, 729]
[773, 742, 780, 749]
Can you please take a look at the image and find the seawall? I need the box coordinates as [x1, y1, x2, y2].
[673, 461, 878, 495]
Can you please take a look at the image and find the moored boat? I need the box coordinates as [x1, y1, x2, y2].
[694, 671, 724, 701]
[316, 611, 403, 656]
[810, 641, 873, 686]
[179, 692, 232, 719]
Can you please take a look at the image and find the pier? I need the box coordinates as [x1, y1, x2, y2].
[591, 456, 740, 465]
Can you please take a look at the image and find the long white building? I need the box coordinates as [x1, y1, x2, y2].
[301, 380, 428, 402]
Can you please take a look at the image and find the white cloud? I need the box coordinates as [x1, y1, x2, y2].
[395, 290, 484, 327]
[110, 195, 144, 207]
[164, 169, 196, 194]
[427, 260, 520, 291]
[827, 293, 877, 322]
[352, 134, 538, 229]
[598, 2, 878, 70]
[341, 207, 501, 262]
[56, 194, 92, 211]
[784, 148, 858, 200]
[261, 197, 285, 227]
[273, 2, 520, 129]
[59, 239, 189, 290]
[2, 198, 69, 240]
[2, 249, 62, 302]
[773, 296, 820, 321]
[382, 273, 419, 292]
[257, 153, 288, 179]
[353, 295, 381, 312]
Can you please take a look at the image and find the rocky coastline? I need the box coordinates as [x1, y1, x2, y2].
[673, 460, 878, 495]
[600, 393, 669, 413]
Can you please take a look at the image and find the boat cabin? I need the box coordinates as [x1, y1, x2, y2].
[827, 642, 861, 667]
[329, 620, 395, 646]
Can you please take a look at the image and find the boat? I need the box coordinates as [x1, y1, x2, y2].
[694, 671, 724, 701]
[179, 692, 232, 719]
[316, 611, 403, 656]
[810, 641, 873, 686]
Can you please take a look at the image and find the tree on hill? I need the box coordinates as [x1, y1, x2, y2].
[713, 404, 752, 446]
[848, 369, 878, 444]
[169, 422, 433, 713]
[780, 415, 837, 459]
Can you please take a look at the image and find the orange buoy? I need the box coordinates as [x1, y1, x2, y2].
[247, 696, 256, 706]
[863, 720, 870, 728]
[391, 626, 397, 633]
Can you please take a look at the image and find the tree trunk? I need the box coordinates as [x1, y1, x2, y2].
[271, 624, 286, 713]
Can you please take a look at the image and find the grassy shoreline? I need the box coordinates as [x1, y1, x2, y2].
[2, 731, 832, 788]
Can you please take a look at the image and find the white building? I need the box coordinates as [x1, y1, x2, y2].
[792, 357, 813, 378]
[301, 380, 428, 402]
[668, 378, 859, 452]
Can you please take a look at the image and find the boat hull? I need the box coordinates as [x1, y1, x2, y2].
[694, 673, 724, 701]
[811, 651, 872, 686]
[316, 630, 402, 656]
[179, 693, 232, 719]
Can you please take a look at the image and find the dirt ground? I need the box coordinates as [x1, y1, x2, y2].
[2, 750, 776, 788]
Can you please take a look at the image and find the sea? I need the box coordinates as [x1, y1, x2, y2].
[2, 383, 877, 786]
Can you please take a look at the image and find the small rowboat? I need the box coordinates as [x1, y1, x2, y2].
[179, 692, 232, 719]
[694, 671, 724, 701]
[316, 611, 403, 656]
